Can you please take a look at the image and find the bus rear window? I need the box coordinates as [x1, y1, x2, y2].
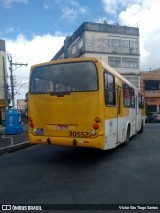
[30, 61, 98, 94]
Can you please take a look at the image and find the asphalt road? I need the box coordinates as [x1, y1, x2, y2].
[0, 123, 160, 213]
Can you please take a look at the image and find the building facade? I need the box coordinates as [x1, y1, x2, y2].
[0, 39, 8, 126]
[140, 69, 160, 113]
[17, 93, 28, 117]
[52, 22, 140, 88]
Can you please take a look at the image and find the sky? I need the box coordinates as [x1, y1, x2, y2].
[0, 0, 160, 101]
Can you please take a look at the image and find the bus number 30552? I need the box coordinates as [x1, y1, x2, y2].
[69, 131, 89, 138]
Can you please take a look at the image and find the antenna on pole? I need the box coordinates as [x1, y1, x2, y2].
[97, 11, 105, 23]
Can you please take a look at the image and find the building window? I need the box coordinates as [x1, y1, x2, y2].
[104, 71, 116, 106]
[122, 57, 138, 68]
[130, 40, 138, 48]
[108, 56, 121, 68]
[147, 105, 156, 112]
[121, 40, 130, 48]
[121, 39, 138, 48]
[77, 39, 83, 49]
[108, 38, 121, 47]
[108, 38, 138, 49]
[144, 80, 160, 90]
[71, 44, 76, 55]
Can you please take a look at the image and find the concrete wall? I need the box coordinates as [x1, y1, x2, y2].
[84, 31, 139, 54]
[0, 39, 7, 126]
[0, 40, 7, 101]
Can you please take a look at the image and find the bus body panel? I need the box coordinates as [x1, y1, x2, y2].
[104, 118, 117, 149]
[29, 91, 104, 137]
[104, 111, 135, 150]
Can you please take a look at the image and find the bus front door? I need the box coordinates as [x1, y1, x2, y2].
[116, 86, 122, 145]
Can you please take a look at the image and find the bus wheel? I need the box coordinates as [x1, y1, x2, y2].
[125, 127, 130, 145]
[139, 122, 143, 134]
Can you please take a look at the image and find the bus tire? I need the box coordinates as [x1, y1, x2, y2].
[139, 121, 143, 134]
[125, 126, 130, 145]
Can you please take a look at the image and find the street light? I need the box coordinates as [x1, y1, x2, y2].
[14, 82, 29, 112]
[14, 82, 29, 97]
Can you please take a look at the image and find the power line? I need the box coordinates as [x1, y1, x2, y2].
[119, 0, 160, 24]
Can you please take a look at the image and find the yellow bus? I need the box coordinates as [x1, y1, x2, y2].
[28, 58, 145, 150]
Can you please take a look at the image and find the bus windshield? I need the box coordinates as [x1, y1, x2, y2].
[30, 61, 98, 94]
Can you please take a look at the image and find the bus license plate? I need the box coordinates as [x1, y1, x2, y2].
[56, 125, 68, 130]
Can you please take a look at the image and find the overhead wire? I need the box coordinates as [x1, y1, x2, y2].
[119, 0, 160, 24]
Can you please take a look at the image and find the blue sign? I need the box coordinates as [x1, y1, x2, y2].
[38, 128, 43, 135]
[5, 109, 23, 135]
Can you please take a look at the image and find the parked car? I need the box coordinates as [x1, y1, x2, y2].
[146, 112, 160, 123]
[145, 115, 148, 123]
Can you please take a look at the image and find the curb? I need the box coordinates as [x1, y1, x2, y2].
[0, 141, 30, 155]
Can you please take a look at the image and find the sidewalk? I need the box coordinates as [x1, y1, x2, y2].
[0, 118, 30, 155]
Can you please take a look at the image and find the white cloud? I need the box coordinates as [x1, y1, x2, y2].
[102, 0, 141, 15]
[61, 7, 77, 21]
[102, 0, 160, 71]
[5, 33, 65, 100]
[0, 27, 14, 36]
[61, 4, 88, 21]
[43, 0, 58, 9]
[119, 4, 140, 25]
[5, 27, 14, 33]
[79, 6, 88, 15]
[0, 0, 28, 8]
[102, 0, 119, 15]
[43, 0, 88, 22]
[117, 0, 160, 71]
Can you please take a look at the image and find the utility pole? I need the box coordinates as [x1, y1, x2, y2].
[2, 56, 8, 108]
[8, 54, 28, 107]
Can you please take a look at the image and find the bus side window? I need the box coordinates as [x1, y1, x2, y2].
[130, 87, 135, 108]
[123, 83, 130, 107]
[138, 93, 144, 109]
[104, 72, 116, 106]
[123, 83, 135, 108]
